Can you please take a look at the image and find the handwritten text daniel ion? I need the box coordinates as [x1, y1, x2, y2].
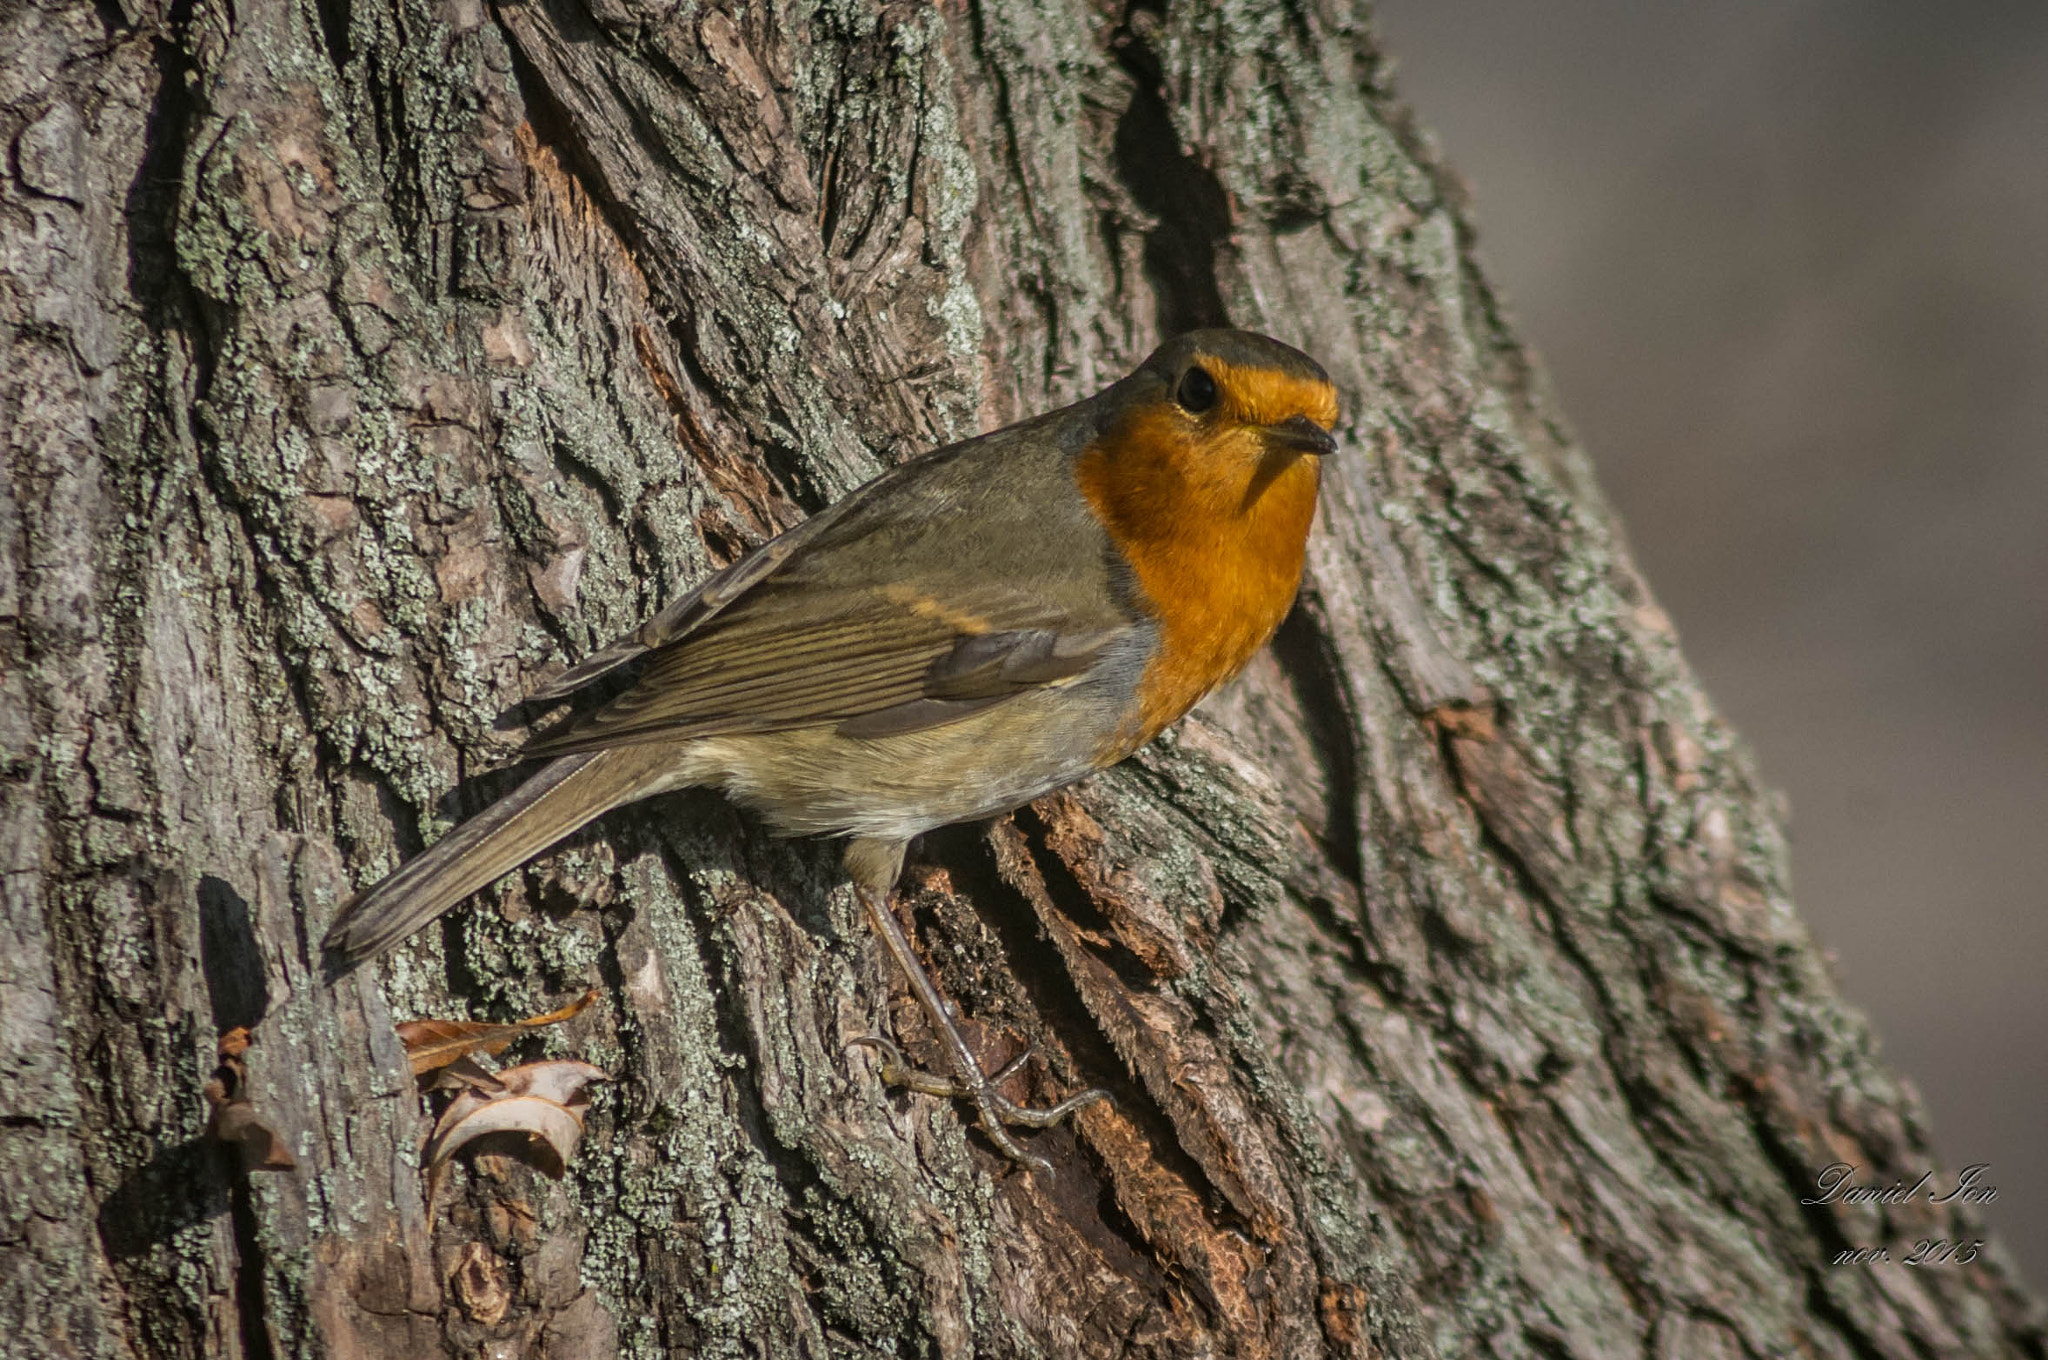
[1804, 1163, 1999, 1267]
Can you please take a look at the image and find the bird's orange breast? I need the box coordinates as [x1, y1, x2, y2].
[1075, 407, 1322, 759]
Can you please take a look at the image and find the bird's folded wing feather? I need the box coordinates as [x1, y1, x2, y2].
[518, 414, 1133, 753]
[519, 578, 1130, 756]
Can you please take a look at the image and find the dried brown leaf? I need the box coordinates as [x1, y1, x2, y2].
[493, 1058, 607, 1109]
[398, 989, 600, 1076]
[424, 1059, 608, 1180]
[396, 1018, 506, 1068]
[209, 1095, 299, 1172]
[205, 1028, 295, 1171]
[430, 1097, 583, 1178]
[427, 1054, 507, 1094]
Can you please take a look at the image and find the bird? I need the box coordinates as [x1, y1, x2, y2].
[323, 328, 1341, 1169]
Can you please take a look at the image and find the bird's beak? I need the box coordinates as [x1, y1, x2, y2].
[1262, 414, 1339, 458]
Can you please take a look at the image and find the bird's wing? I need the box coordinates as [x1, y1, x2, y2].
[518, 408, 1139, 754]
[519, 580, 1129, 755]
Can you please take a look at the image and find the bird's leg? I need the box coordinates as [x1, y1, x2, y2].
[847, 878, 1109, 1172]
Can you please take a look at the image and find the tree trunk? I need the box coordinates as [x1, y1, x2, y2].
[3, 0, 2041, 1356]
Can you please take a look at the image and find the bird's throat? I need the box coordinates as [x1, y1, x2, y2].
[1076, 410, 1321, 757]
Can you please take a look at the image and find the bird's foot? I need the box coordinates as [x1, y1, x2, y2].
[845, 1034, 1110, 1173]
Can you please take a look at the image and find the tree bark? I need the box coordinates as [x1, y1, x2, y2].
[3, 0, 2041, 1356]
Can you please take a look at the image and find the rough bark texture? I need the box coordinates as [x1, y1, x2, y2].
[2, 0, 2042, 1357]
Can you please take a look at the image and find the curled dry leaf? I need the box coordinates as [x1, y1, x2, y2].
[426, 1054, 507, 1095]
[424, 1059, 607, 1180]
[398, 988, 600, 1077]
[209, 1090, 301, 1172]
[205, 1029, 297, 1172]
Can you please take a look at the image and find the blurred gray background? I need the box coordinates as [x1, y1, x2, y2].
[1372, 0, 2047, 1279]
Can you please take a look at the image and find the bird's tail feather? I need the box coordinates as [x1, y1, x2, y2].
[322, 745, 678, 969]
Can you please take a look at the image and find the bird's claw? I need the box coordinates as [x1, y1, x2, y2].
[844, 1034, 1111, 1173]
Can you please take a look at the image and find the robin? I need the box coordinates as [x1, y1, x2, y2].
[324, 328, 1340, 1169]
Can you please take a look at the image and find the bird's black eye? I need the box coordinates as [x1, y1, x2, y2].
[1176, 365, 1219, 414]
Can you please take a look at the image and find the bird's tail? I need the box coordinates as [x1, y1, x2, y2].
[322, 745, 680, 969]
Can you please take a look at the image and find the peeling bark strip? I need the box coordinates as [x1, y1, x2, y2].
[0, 0, 2040, 1356]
